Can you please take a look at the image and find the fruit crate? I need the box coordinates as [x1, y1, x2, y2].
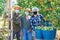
[35, 26, 56, 40]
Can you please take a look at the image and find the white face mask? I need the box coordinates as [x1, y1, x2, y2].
[15, 10, 20, 13]
[25, 12, 29, 15]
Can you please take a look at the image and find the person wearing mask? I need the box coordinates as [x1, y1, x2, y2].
[30, 7, 45, 40]
[22, 8, 32, 40]
[13, 5, 22, 40]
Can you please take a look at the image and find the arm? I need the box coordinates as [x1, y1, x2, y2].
[29, 17, 33, 30]
[13, 18, 20, 25]
[13, 13, 20, 25]
[20, 16, 23, 29]
[27, 19, 32, 32]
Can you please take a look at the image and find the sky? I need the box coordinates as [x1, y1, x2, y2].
[12, 0, 17, 5]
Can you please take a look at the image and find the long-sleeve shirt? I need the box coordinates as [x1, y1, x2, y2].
[30, 14, 45, 30]
[21, 16, 31, 30]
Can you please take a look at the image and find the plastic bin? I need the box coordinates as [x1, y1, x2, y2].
[53, 28, 56, 39]
[35, 29, 43, 39]
[42, 30, 53, 40]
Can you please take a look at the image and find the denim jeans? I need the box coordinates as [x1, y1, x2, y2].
[13, 31, 20, 40]
[22, 28, 32, 40]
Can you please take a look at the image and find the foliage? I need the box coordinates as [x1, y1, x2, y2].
[0, 0, 6, 15]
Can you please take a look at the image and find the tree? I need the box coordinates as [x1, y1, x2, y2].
[17, 0, 59, 29]
[0, 0, 6, 15]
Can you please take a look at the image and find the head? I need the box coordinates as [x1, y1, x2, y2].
[13, 9, 19, 17]
[13, 5, 21, 17]
[32, 7, 39, 15]
[13, 11, 19, 17]
[25, 8, 31, 16]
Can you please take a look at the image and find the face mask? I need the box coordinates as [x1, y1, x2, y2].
[33, 12, 37, 15]
[15, 10, 20, 13]
[25, 12, 29, 15]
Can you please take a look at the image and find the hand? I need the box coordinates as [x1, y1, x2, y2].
[28, 30, 30, 32]
[28, 29, 31, 32]
[20, 30, 22, 36]
[38, 26, 41, 28]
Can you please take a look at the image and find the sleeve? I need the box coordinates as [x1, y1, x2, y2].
[13, 14, 20, 25]
[30, 17, 32, 26]
[30, 17, 34, 29]
[13, 18, 20, 25]
[28, 19, 32, 30]
[20, 16, 23, 29]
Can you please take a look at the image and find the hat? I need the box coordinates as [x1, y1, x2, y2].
[25, 8, 31, 12]
[13, 5, 21, 10]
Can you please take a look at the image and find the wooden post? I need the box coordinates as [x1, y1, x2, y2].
[9, 0, 13, 40]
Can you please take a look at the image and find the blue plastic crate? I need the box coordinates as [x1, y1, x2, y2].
[42, 30, 53, 40]
[35, 29, 43, 39]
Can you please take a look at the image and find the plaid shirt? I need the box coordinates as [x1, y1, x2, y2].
[30, 14, 44, 29]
